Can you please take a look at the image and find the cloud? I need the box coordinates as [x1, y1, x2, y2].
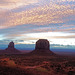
[0, 0, 75, 45]
[50, 35, 75, 39]
[14, 32, 75, 45]
[0, 0, 75, 29]
[0, 23, 75, 42]
[0, 0, 38, 9]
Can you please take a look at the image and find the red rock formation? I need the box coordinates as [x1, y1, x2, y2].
[8, 41, 14, 48]
[35, 39, 50, 50]
[5, 41, 21, 54]
[29, 39, 55, 56]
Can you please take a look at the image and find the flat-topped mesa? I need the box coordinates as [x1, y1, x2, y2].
[8, 41, 14, 48]
[29, 39, 55, 56]
[35, 39, 50, 50]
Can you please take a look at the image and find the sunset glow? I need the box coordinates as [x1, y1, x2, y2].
[0, 0, 75, 48]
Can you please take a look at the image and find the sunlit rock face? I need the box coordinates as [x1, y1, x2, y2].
[35, 39, 50, 50]
[29, 39, 55, 56]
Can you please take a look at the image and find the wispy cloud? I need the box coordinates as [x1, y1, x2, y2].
[0, 0, 38, 9]
[0, 0, 74, 29]
[0, 0, 75, 45]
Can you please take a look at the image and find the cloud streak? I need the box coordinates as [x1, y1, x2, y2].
[0, 0, 75, 45]
[0, 0, 38, 9]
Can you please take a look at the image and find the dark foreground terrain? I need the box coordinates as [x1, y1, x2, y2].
[0, 54, 75, 75]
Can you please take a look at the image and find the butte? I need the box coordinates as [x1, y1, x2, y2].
[5, 41, 21, 54]
[29, 39, 55, 56]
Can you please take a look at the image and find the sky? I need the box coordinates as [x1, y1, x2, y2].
[0, 0, 75, 50]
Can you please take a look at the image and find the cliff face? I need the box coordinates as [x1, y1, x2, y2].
[35, 39, 50, 50]
[29, 39, 55, 56]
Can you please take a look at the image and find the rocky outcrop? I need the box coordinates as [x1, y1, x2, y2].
[29, 39, 55, 56]
[0, 41, 21, 54]
[35, 39, 50, 50]
[8, 41, 14, 48]
[5, 41, 21, 54]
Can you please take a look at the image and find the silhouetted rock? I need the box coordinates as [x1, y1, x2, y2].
[29, 39, 55, 56]
[0, 41, 21, 54]
[8, 41, 14, 48]
[35, 39, 49, 50]
[5, 41, 21, 54]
